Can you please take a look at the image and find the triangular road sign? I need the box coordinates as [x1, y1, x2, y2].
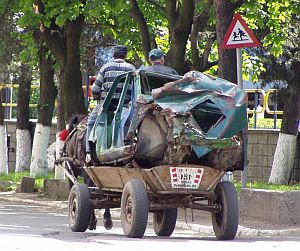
[221, 13, 261, 49]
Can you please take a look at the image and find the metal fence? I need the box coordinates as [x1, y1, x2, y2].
[246, 89, 283, 129]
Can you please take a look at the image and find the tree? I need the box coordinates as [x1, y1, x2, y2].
[214, 0, 236, 83]
[15, 64, 32, 172]
[17, 0, 88, 176]
[19, 0, 87, 122]
[121, 0, 244, 77]
[267, 15, 300, 184]
[0, 96, 8, 174]
[33, 1, 86, 121]
[30, 37, 57, 177]
[237, 0, 300, 184]
[0, 0, 31, 174]
[129, 0, 213, 74]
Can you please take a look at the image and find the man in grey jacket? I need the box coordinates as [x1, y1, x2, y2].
[145, 48, 179, 75]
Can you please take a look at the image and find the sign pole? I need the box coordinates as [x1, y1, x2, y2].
[236, 48, 243, 89]
[236, 48, 247, 188]
[221, 13, 261, 189]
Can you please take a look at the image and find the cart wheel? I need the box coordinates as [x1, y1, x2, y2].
[121, 179, 149, 238]
[153, 208, 177, 236]
[68, 183, 91, 232]
[212, 181, 238, 240]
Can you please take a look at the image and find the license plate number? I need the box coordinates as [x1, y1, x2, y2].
[170, 167, 204, 189]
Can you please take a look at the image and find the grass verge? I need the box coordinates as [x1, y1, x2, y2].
[248, 117, 282, 129]
[234, 180, 300, 193]
[2, 172, 300, 193]
[0, 171, 55, 192]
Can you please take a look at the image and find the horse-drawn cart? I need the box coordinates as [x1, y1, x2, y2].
[68, 161, 238, 239]
[58, 70, 248, 240]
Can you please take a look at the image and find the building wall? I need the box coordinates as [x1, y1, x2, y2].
[5, 121, 300, 183]
[235, 129, 300, 183]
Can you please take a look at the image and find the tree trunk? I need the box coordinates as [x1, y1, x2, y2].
[130, 0, 156, 62]
[63, 15, 86, 120]
[56, 71, 65, 131]
[55, 71, 66, 179]
[30, 44, 56, 177]
[0, 100, 8, 174]
[167, 0, 195, 74]
[190, 0, 214, 71]
[268, 133, 297, 184]
[268, 61, 300, 184]
[15, 64, 32, 172]
[214, 0, 237, 83]
[38, 12, 86, 177]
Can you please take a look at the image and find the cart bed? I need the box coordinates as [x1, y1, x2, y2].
[84, 163, 224, 194]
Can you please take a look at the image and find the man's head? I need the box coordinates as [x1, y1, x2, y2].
[149, 48, 164, 61]
[113, 45, 128, 59]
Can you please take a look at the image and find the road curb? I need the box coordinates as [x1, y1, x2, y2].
[0, 191, 68, 210]
[176, 220, 300, 237]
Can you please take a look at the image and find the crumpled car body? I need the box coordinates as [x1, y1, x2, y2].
[90, 70, 248, 172]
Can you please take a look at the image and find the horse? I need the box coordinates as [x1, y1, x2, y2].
[59, 114, 113, 231]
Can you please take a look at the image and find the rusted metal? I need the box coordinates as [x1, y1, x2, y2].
[90, 200, 120, 209]
[149, 203, 220, 213]
[96, 145, 135, 163]
[153, 190, 215, 197]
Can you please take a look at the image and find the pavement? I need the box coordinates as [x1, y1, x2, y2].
[1, 191, 300, 237]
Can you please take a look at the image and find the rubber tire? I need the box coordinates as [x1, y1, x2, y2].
[68, 183, 91, 232]
[121, 179, 149, 238]
[153, 208, 177, 236]
[212, 181, 238, 240]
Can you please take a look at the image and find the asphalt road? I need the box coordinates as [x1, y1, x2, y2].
[1, 201, 300, 251]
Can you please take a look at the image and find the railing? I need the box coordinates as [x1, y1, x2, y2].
[0, 84, 39, 108]
[0, 83, 283, 128]
[245, 89, 283, 129]
[246, 89, 266, 129]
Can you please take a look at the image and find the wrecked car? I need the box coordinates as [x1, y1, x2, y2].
[59, 69, 248, 240]
[90, 70, 247, 169]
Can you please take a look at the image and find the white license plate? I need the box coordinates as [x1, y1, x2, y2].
[169, 167, 204, 189]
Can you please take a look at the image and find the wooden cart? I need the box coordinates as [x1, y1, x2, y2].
[66, 160, 238, 240]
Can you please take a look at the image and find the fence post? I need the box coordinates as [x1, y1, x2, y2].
[273, 91, 277, 129]
[254, 91, 258, 129]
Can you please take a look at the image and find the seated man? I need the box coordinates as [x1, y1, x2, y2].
[86, 45, 135, 164]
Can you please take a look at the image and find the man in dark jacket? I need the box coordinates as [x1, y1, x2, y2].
[145, 48, 179, 75]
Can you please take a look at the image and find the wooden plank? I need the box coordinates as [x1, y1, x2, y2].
[85, 166, 124, 189]
[118, 167, 144, 186]
[85, 164, 223, 192]
[85, 166, 144, 189]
